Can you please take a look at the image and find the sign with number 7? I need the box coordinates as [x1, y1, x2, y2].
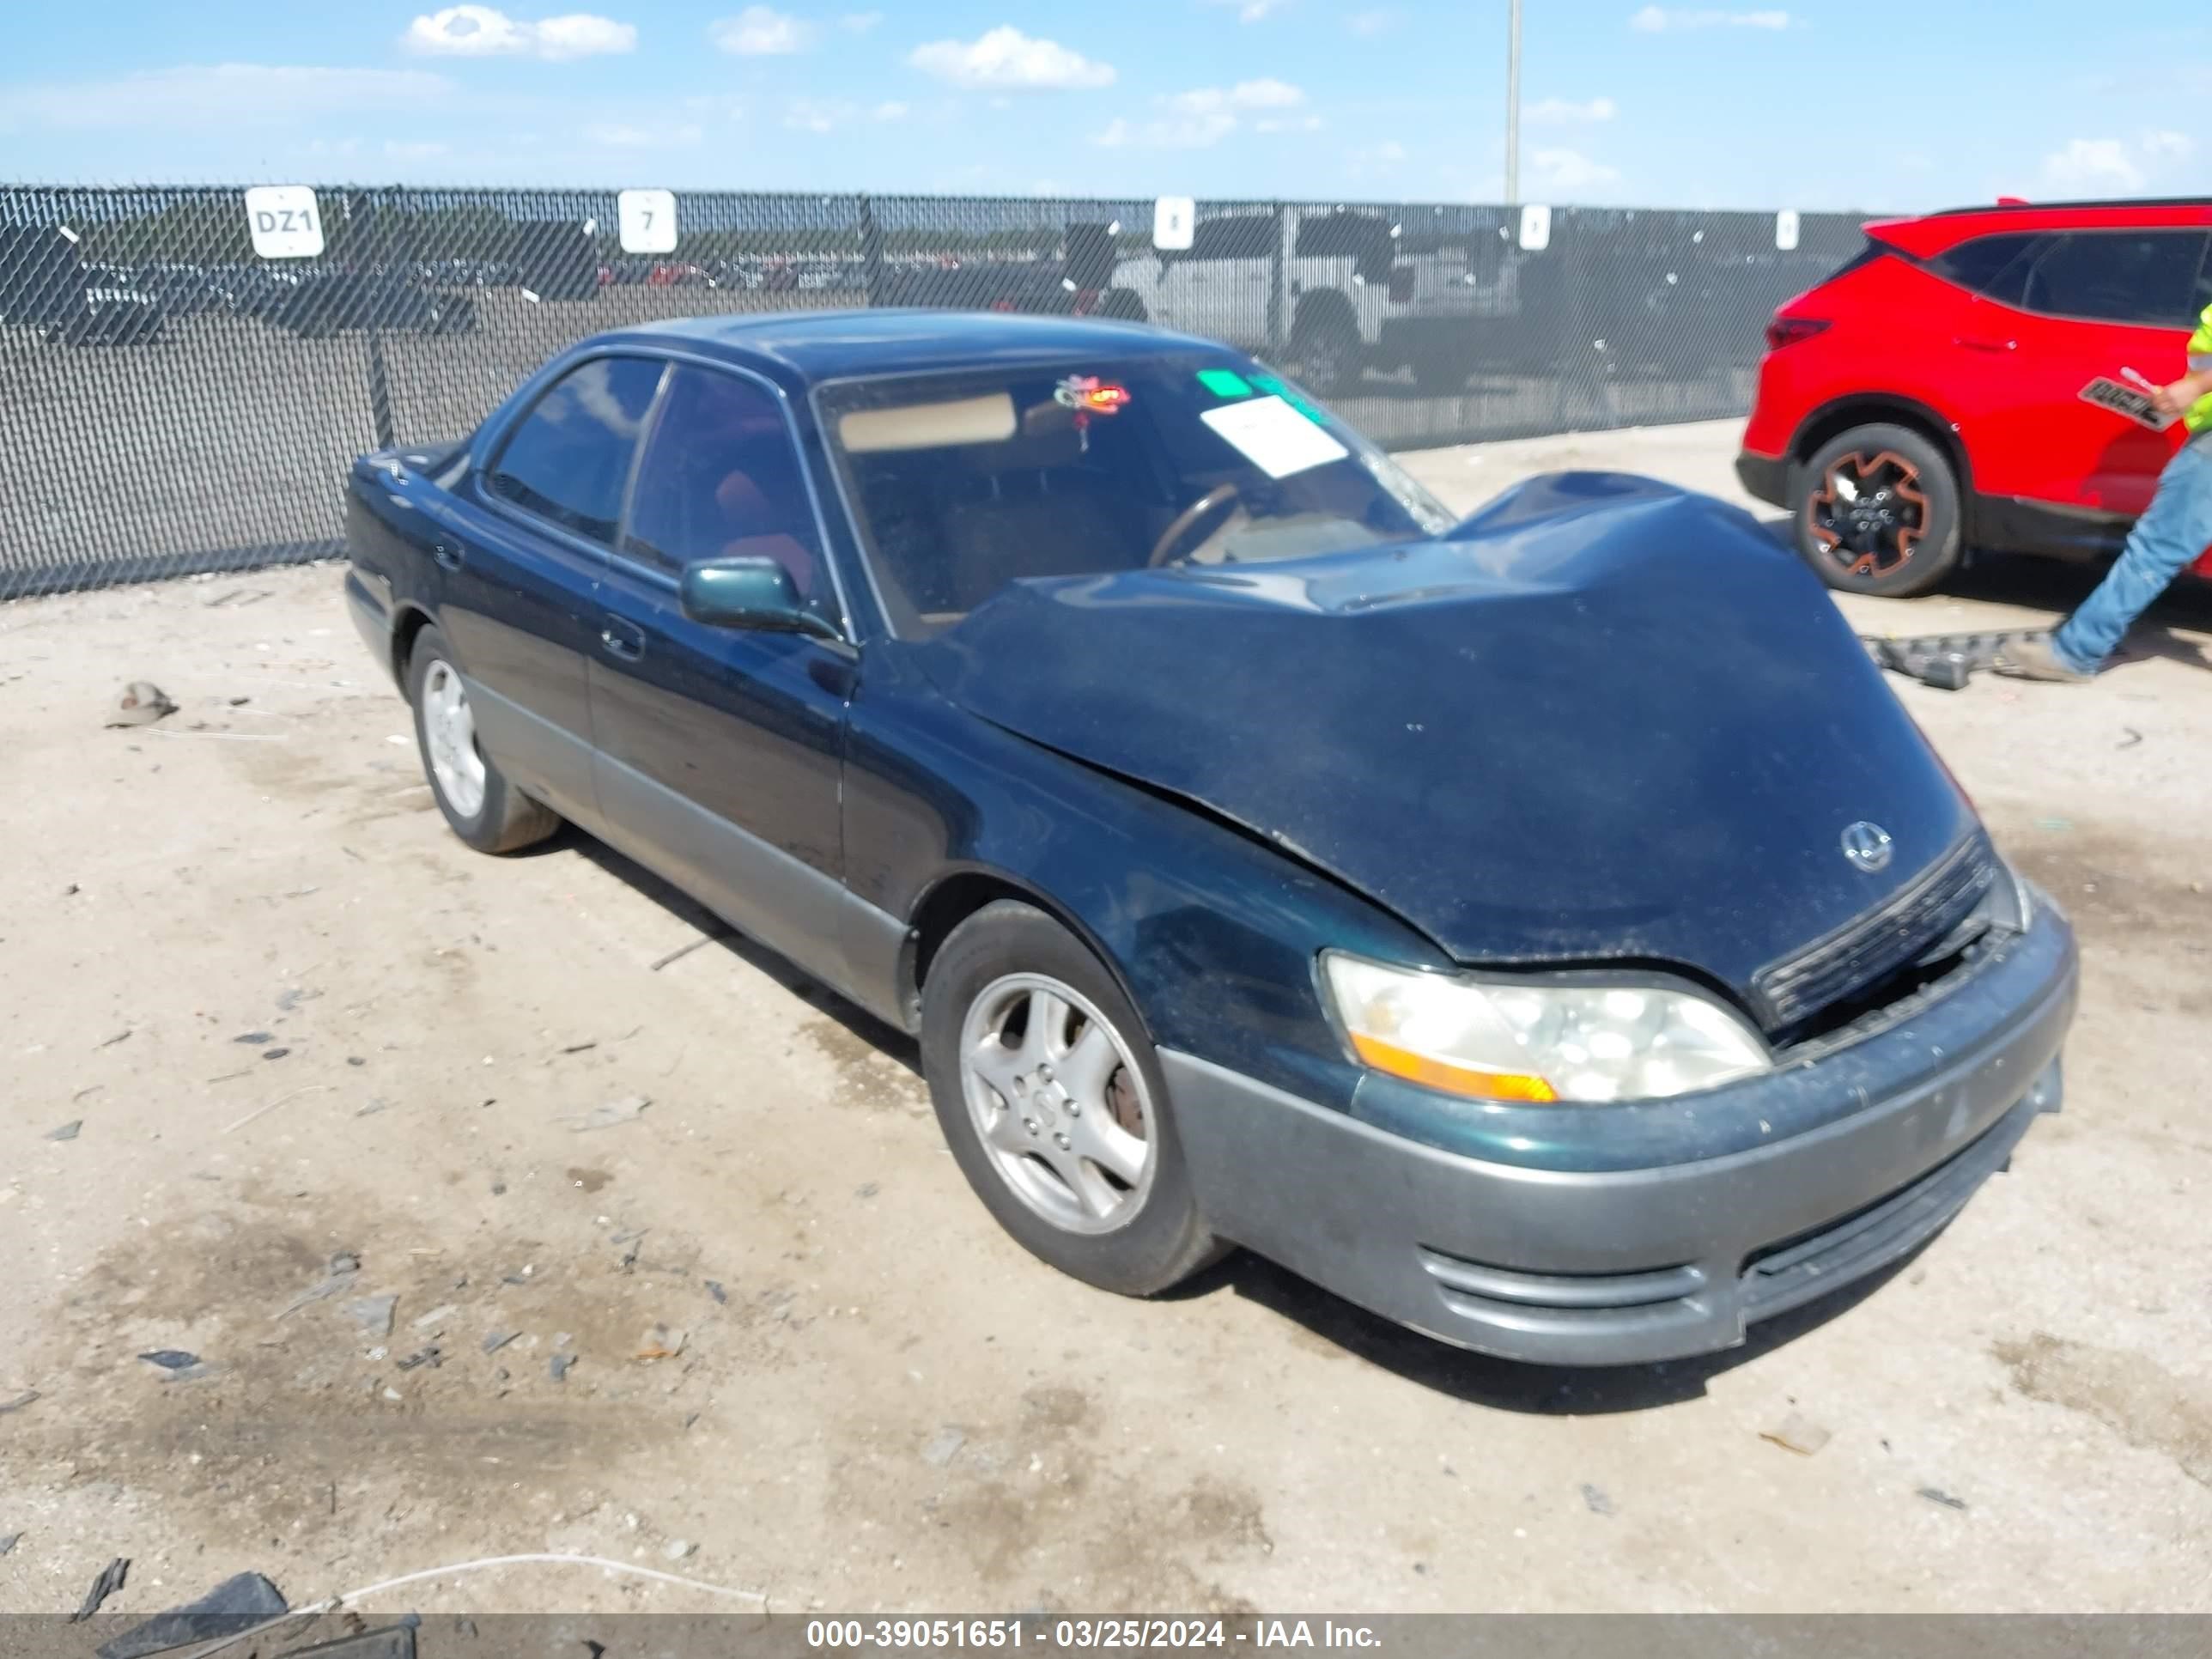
[618, 189, 678, 255]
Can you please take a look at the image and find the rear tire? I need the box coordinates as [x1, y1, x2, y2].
[1793, 422, 1963, 598]
[921, 901, 1224, 1297]
[405, 624, 561, 854]
[1291, 294, 1363, 394]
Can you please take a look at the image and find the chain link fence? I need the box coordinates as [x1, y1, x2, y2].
[0, 184, 1870, 599]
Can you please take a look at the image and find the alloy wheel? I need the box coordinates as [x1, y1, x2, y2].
[420, 658, 486, 819]
[958, 972, 1157, 1235]
[1807, 450, 1929, 580]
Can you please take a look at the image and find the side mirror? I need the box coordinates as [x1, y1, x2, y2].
[679, 556, 840, 641]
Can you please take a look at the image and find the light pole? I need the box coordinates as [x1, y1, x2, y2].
[1504, 0, 1522, 204]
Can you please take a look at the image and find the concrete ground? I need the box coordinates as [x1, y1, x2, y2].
[1, 418, 2207, 1620]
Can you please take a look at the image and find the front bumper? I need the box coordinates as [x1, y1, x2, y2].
[1165, 898, 2076, 1366]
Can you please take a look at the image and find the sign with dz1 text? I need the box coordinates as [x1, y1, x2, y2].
[244, 185, 325, 259]
[618, 189, 679, 255]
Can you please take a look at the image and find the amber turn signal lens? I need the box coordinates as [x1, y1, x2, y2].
[1348, 1031, 1559, 1103]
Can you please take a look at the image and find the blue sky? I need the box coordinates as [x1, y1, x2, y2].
[2, 2, 2208, 210]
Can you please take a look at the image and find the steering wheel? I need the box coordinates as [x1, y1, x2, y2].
[1147, 483, 1242, 568]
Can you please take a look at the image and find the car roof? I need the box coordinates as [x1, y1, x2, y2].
[1866, 198, 2212, 258]
[593, 307, 1233, 387]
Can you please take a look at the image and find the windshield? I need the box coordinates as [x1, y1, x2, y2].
[817, 355, 1455, 637]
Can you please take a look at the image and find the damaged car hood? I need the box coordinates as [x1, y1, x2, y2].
[911, 472, 1978, 1000]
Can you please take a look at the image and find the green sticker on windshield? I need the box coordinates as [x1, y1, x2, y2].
[1249, 373, 1325, 424]
[1195, 368, 1253, 399]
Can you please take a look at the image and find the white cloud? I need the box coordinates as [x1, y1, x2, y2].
[404, 5, 636, 58]
[1165, 78, 1305, 114]
[1358, 140, 1407, 165]
[384, 138, 450, 160]
[1530, 146, 1620, 191]
[1526, 94, 1616, 124]
[709, 5, 814, 54]
[2142, 128, 2195, 160]
[908, 27, 1115, 90]
[1095, 112, 1234, 149]
[781, 95, 907, 131]
[1205, 0, 1289, 17]
[0, 63, 454, 130]
[1630, 7, 1790, 30]
[2042, 137, 2145, 192]
[1097, 79, 1307, 148]
[782, 98, 842, 132]
[586, 118, 704, 147]
[1346, 9, 1395, 33]
[841, 9, 883, 29]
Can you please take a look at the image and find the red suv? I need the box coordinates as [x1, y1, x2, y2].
[1738, 198, 2212, 596]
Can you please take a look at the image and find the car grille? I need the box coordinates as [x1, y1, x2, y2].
[1748, 832, 2000, 1036]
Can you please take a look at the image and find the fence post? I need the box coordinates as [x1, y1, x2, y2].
[362, 187, 396, 449]
[1267, 203, 1288, 357]
[858, 193, 884, 309]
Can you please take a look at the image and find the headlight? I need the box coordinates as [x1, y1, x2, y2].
[1322, 952, 1771, 1104]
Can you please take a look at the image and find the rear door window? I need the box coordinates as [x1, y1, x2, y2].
[2018, 230, 2209, 325]
[484, 356, 665, 543]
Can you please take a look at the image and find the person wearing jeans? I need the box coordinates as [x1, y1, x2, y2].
[2001, 332, 2212, 682]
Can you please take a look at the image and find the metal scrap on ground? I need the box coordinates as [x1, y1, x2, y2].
[1861, 630, 2051, 690]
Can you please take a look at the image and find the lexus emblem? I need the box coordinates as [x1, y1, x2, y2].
[1841, 821, 1893, 873]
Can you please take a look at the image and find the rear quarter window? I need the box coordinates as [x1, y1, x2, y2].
[1927, 232, 2045, 307]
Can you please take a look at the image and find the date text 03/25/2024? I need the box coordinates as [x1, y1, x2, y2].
[803, 1620, 1383, 1650]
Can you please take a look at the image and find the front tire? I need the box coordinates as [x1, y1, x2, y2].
[406, 624, 561, 854]
[1793, 422, 1963, 598]
[921, 901, 1223, 1297]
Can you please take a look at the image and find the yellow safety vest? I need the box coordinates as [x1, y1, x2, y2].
[2188, 302, 2212, 434]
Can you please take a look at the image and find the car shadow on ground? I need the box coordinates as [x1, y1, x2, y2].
[1170, 1243, 1921, 1413]
[557, 834, 922, 1070]
[551, 830, 1929, 1411]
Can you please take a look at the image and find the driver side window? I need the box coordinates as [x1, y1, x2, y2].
[621, 365, 836, 623]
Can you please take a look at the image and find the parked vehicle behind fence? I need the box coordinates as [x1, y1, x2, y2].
[1107, 207, 1493, 393]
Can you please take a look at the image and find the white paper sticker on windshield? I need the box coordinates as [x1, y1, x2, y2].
[1200, 395, 1349, 479]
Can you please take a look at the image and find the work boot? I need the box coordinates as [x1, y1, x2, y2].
[1993, 635, 2096, 684]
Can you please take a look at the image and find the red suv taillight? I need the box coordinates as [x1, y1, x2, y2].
[1765, 315, 1831, 351]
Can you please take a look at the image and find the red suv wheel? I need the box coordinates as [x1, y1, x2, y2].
[1793, 422, 1963, 598]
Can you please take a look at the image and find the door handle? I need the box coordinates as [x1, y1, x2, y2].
[430, 539, 464, 571]
[599, 617, 645, 662]
[1954, 335, 2016, 353]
